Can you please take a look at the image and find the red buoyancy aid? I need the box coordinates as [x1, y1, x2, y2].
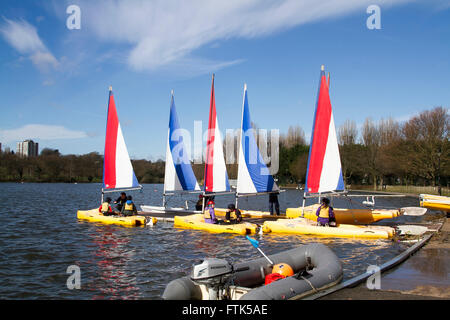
[99, 202, 112, 214]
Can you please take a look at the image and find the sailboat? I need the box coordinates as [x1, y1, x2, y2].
[142, 75, 240, 216]
[285, 66, 414, 224]
[172, 77, 259, 234]
[262, 66, 399, 238]
[77, 87, 149, 227]
[213, 83, 287, 219]
[213, 83, 283, 218]
[101, 86, 142, 198]
[141, 90, 202, 215]
[236, 83, 279, 196]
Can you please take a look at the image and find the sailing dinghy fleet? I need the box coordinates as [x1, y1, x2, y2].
[74, 66, 439, 301]
[77, 67, 430, 237]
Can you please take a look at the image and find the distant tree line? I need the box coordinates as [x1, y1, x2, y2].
[0, 149, 165, 183]
[0, 107, 448, 190]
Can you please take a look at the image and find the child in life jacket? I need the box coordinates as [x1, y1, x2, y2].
[225, 204, 243, 224]
[99, 197, 114, 216]
[121, 195, 138, 216]
[316, 197, 336, 227]
[204, 200, 218, 224]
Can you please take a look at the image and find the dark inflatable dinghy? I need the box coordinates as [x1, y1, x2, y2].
[162, 243, 343, 300]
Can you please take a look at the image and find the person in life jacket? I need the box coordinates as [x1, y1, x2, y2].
[203, 200, 218, 224]
[225, 204, 242, 224]
[195, 194, 204, 211]
[114, 192, 127, 213]
[121, 195, 137, 217]
[316, 197, 336, 227]
[99, 197, 114, 216]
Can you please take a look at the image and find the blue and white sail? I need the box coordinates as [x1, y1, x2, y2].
[237, 84, 279, 194]
[164, 91, 200, 192]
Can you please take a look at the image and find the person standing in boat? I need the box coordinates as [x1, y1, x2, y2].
[316, 197, 336, 227]
[204, 200, 218, 224]
[121, 195, 138, 216]
[269, 191, 280, 216]
[225, 204, 243, 224]
[195, 194, 204, 211]
[99, 197, 114, 216]
[114, 192, 127, 213]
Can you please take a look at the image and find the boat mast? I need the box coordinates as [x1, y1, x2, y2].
[163, 89, 175, 208]
[100, 85, 113, 204]
[236, 83, 247, 209]
[202, 74, 214, 212]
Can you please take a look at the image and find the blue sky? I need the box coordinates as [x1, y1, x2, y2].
[0, 0, 449, 160]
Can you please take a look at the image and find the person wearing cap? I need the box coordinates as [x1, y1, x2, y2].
[121, 195, 138, 216]
[99, 197, 114, 216]
[203, 199, 218, 224]
[316, 197, 336, 227]
[114, 192, 127, 213]
[225, 204, 243, 224]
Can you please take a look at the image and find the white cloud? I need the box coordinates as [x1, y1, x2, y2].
[0, 18, 59, 71]
[75, 0, 411, 72]
[0, 124, 88, 143]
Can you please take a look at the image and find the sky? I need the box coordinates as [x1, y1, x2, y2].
[0, 0, 449, 160]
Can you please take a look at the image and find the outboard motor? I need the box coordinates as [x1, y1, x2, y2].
[190, 259, 233, 300]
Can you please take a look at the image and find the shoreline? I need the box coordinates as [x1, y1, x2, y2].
[1, 181, 446, 195]
[318, 217, 449, 300]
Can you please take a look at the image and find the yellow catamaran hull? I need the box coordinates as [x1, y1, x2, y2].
[174, 214, 258, 235]
[214, 208, 286, 219]
[263, 218, 395, 239]
[420, 194, 450, 212]
[286, 204, 400, 224]
[77, 209, 152, 227]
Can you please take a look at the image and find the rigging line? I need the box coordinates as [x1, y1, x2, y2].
[299, 275, 318, 293]
[343, 194, 358, 224]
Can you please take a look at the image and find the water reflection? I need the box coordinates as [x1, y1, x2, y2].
[409, 248, 449, 279]
[381, 248, 450, 292]
[0, 182, 445, 299]
[87, 226, 140, 299]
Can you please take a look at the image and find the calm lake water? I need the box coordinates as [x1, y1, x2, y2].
[0, 183, 438, 299]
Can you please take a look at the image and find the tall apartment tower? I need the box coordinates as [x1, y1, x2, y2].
[17, 140, 39, 157]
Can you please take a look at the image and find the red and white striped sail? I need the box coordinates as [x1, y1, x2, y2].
[305, 66, 344, 194]
[204, 75, 230, 193]
[103, 87, 139, 190]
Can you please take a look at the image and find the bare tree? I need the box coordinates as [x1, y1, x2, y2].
[401, 107, 449, 191]
[361, 118, 382, 190]
[338, 120, 363, 185]
[280, 125, 306, 148]
[338, 120, 358, 146]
